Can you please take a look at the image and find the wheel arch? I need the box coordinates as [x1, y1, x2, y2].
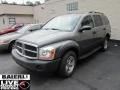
[60, 46, 80, 59]
[106, 33, 110, 40]
[8, 40, 16, 50]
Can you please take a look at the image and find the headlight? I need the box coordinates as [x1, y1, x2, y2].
[39, 47, 55, 60]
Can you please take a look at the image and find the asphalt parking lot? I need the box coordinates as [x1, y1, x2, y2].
[0, 41, 120, 90]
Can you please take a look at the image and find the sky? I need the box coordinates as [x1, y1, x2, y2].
[0, 0, 45, 4]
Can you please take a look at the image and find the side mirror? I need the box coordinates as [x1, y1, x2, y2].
[29, 30, 34, 32]
[79, 26, 92, 32]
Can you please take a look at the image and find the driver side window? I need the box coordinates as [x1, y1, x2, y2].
[81, 16, 94, 28]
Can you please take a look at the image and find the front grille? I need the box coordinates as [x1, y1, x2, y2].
[24, 50, 37, 57]
[24, 44, 37, 51]
[16, 42, 22, 47]
[16, 41, 38, 59]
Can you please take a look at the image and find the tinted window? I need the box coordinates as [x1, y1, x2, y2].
[93, 15, 103, 27]
[101, 15, 110, 25]
[81, 15, 94, 28]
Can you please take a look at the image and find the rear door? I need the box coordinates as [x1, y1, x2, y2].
[101, 15, 111, 35]
[92, 15, 105, 46]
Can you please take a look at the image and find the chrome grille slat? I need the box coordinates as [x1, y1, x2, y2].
[16, 41, 38, 59]
[24, 49, 37, 53]
[16, 46, 23, 49]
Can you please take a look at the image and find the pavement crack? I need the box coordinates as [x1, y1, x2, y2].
[71, 77, 98, 90]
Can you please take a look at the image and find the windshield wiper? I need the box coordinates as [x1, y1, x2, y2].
[51, 28, 61, 30]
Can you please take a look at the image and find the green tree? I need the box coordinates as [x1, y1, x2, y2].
[35, 1, 41, 5]
[2, 0, 8, 4]
[26, 1, 34, 6]
[12, 2, 17, 5]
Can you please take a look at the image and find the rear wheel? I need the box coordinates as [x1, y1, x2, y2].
[101, 37, 109, 51]
[58, 51, 77, 78]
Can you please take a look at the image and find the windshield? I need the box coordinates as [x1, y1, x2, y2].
[42, 15, 80, 31]
[16, 25, 31, 33]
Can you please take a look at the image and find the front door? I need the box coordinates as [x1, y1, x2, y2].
[77, 15, 95, 55]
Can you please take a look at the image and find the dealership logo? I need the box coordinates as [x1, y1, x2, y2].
[19, 80, 30, 89]
[0, 74, 30, 90]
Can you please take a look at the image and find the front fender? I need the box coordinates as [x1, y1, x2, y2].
[49, 40, 80, 59]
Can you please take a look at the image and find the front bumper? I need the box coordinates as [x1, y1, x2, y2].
[12, 49, 60, 72]
[0, 43, 9, 51]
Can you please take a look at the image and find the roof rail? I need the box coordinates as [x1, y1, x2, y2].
[89, 11, 103, 14]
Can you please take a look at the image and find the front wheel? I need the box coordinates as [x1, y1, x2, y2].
[8, 42, 15, 52]
[58, 51, 77, 78]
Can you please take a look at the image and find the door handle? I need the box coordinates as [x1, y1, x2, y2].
[103, 28, 106, 30]
[93, 31, 96, 34]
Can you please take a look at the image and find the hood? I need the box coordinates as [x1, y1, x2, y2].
[19, 30, 74, 47]
[0, 32, 21, 41]
[0, 28, 15, 34]
[0, 28, 15, 31]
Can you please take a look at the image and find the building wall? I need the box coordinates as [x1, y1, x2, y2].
[0, 4, 34, 29]
[0, 4, 33, 15]
[34, 0, 120, 40]
[15, 15, 33, 24]
[0, 14, 33, 29]
[0, 15, 8, 29]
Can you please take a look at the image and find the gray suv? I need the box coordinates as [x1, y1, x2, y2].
[12, 12, 111, 77]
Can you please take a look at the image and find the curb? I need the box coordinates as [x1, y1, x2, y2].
[110, 39, 120, 43]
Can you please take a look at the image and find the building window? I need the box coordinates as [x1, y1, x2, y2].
[9, 17, 16, 24]
[67, 2, 78, 11]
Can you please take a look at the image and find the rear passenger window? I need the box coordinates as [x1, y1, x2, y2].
[81, 16, 94, 28]
[93, 15, 103, 27]
[102, 15, 110, 25]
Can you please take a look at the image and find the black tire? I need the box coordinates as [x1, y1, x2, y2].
[101, 37, 109, 51]
[58, 51, 77, 78]
[8, 42, 15, 52]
